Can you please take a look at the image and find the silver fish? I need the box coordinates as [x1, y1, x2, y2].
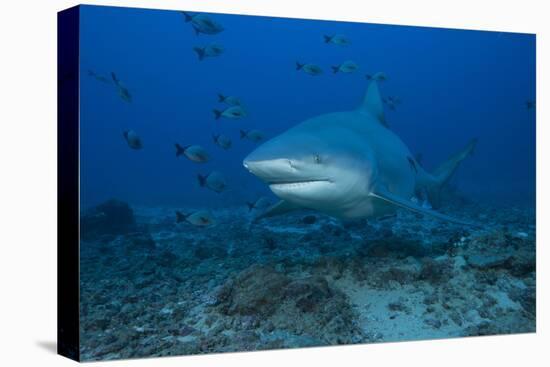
[246, 197, 272, 211]
[123, 130, 142, 150]
[176, 210, 214, 226]
[296, 62, 323, 76]
[197, 171, 227, 193]
[383, 96, 402, 111]
[331, 60, 359, 74]
[111, 72, 132, 102]
[193, 43, 224, 61]
[88, 69, 111, 84]
[175, 143, 209, 163]
[213, 106, 247, 120]
[323, 34, 350, 46]
[366, 71, 388, 82]
[240, 129, 264, 142]
[217, 94, 242, 106]
[212, 133, 232, 149]
[181, 12, 224, 35]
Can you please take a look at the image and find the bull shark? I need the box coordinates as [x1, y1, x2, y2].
[243, 79, 477, 225]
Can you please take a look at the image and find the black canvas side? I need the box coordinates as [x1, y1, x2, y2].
[57, 5, 80, 362]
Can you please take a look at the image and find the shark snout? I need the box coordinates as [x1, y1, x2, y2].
[243, 156, 297, 182]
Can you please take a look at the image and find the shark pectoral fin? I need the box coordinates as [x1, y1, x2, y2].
[253, 200, 301, 222]
[369, 187, 478, 227]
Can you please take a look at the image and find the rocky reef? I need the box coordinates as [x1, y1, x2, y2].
[78, 200, 536, 360]
[80, 199, 136, 240]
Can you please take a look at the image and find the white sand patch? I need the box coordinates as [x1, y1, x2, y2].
[333, 274, 467, 342]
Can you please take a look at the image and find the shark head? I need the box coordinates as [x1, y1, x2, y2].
[243, 115, 377, 214]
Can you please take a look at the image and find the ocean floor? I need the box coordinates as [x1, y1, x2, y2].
[79, 199, 536, 361]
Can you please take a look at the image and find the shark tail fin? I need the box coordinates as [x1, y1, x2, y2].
[296, 61, 304, 70]
[427, 138, 477, 207]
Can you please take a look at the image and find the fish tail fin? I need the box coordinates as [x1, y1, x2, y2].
[323, 35, 332, 43]
[366, 74, 372, 80]
[193, 47, 205, 61]
[246, 202, 255, 211]
[217, 93, 226, 103]
[123, 130, 129, 141]
[213, 109, 222, 120]
[239, 130, 247, 139]
[331, 65, 339, 74]
[175, 211, 187, 223]
[212, 133, 219, 143]
[427, 138, 478, 207]
[197, 174, 207, 187]
[175, 143, 187, 157]
[181, 11, 193, 22]
[111, 72, 119, 85]
[296, 61, 304, 70]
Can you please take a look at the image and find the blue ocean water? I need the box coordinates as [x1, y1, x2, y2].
[79, 5, 535, 210]
[77, 5, 536, 361]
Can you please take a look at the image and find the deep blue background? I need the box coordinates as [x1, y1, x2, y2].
[79, 5, 536, 210]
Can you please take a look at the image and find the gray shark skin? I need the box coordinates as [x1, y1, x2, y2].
[243, 80, 477, 226]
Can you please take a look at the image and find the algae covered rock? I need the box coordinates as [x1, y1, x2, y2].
[213, 264, 364, 345]
[418, 257, 453, 284]
[465, 229, 534, 276]
[216, 264, 290, 317]
[284, 276, 332, 312]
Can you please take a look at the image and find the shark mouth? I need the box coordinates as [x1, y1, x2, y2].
[268, 179, 332, 190]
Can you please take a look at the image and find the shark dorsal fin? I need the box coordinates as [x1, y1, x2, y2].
[359, 80, 386, 126]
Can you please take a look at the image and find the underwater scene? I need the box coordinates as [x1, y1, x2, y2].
[77, 5, 536, 361]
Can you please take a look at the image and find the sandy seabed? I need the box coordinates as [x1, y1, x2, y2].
[78, 199, 535, 361]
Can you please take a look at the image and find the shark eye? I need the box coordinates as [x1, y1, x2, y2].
[314, 154, 322, 164]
